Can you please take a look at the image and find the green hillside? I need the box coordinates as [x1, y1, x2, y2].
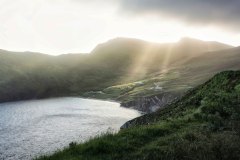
[37, 71, 240, 160]
[0, 38, 238, 112]
[84, 45, 240, 112]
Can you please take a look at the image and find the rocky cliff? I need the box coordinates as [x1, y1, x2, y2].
[121, 92, 180, 113]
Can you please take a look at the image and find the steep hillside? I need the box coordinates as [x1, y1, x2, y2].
[87, 46, 240, 112]
[0, 38, 235, 107]
[37, 71, 240, 160]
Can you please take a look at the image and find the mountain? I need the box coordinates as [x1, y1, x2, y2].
[92, 37, 232, 75]
[84, 41, 239, 112]
[37, 71, 240, 160]
[0, 38, 237, 109]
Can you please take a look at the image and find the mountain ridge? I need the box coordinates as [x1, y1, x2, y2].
[0, 37, 233, 56]
[0, 37, 239, 113]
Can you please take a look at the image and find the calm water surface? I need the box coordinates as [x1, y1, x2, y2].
[0, 97, 140, 160]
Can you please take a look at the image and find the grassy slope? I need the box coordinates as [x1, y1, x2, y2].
[37, 71, 240, 160]
[84, 46, 240, 107]
[0, 38, 234, 104]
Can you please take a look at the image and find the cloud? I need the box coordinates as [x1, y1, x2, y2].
[120, 0, 240, 31]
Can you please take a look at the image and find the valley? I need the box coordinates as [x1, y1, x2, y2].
[1, 38, 240, 160]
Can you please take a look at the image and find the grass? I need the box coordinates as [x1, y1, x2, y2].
[36, 71, 240, 160]
[84, 71, 191, 105]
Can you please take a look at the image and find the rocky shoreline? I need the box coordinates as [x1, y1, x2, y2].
[120, 92, 180, 113]
[120, 92, 182, 129]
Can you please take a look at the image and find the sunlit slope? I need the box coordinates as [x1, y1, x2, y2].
[37, 71, 240, 160]
[84, 45, 240, 112]
[0, 38, 235, 103]
[91, 38, 232, 79]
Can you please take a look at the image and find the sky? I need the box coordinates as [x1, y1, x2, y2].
[0, 0, 240, 55]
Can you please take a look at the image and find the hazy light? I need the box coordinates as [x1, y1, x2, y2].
[0, 0, 239, 55]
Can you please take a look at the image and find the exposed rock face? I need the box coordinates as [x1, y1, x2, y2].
[120, 93, 180, 113]
[120, 93, 183, 129]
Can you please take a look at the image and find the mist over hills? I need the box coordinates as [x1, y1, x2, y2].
[0, 37, 238, 111]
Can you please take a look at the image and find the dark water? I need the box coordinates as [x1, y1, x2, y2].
[0, 97, 140, 160]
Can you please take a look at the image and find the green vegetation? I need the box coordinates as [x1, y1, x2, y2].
[37, 71, 240, 160]
[0, 38, 238, 106]
[86, 71, 192, 104]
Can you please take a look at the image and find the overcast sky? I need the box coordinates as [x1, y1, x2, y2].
[0, 0, 240, 55]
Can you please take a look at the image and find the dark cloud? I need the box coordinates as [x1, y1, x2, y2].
[120, 0, 240, 30]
